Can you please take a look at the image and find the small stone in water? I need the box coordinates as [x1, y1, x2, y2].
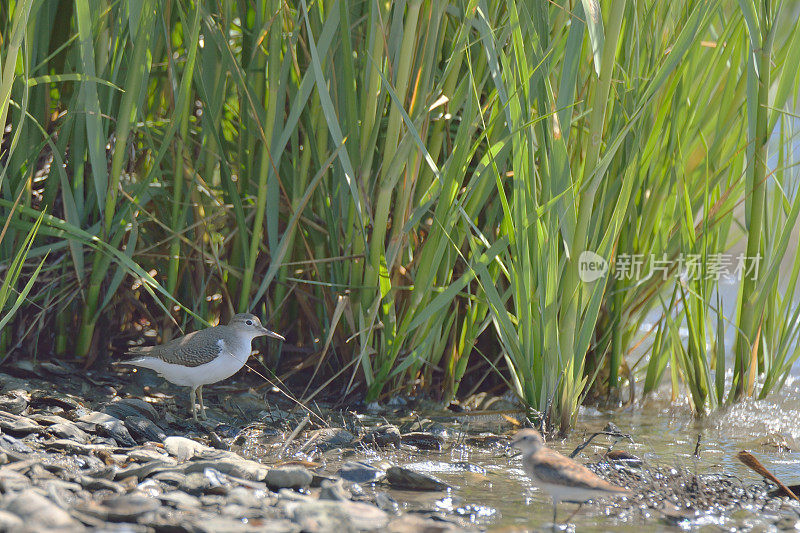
[399, 432, 444, 451]
[337, 461, 385, 484]
[385, 466, 451, 491]
[358, 425, 401, 447]
[303, 428, 355, 452]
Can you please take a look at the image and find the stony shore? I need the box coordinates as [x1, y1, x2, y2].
[0, 361, 477, 533]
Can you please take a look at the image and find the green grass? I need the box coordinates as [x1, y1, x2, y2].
[1, 0, 799, 432]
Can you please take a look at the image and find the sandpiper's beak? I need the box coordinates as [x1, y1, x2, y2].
[260, 326, 285, 341]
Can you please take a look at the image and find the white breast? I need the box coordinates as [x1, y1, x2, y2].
[128, 339, 251, 388]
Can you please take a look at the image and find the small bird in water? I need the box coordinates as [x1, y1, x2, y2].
[511, 429, 629, 525]
[116, 313, 284, 420]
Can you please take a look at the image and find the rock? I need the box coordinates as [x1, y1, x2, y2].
[4, 489, 83, 530]
[208, 431, 230, 451]
[164, 436, 211, 461]
[386, 466, 450, 491]
[0, 469, 32, 492]
[304, 428, 355, 452]
[265, 466, 313, 490]
[373, 492, 399, 514]
[605, 450, 643, 468]
[76, 411, 137, 447]
[114, 459, 176, 481]
[39, 479, 84, 509]
[0, 510, 23, 532]
[76, 411, 118, 425]
[78, 493, 162, 521]
[285, 500, 389, 533]
[29, 390, 82, 411]
[28, 414, 72, 425]
[43, 439, 111, 455]
[85, 465, 116, 480]
[104, 398, 159, 423]
[179, 472, 216, 496]
[158, 490, 202, 510]
[152, 471, 187, 487]
[358, 425, 401, 447]
[184, 458, 267, 482]
[0, 391, 27, 415]
[27, 463, 57, 481]
[48, 422, 91, 444]
[0, 433, 34, 454]
[400, 432, 444, 451]
[127, 448, 173, 464]
[319, 478, 348, 501]
[463, 434, 506, 447]
[336, 461, 385, 484]
[186, 450, 268, 481]
[124, 416, 166, 443]
[213, 423, 241, 439]
[77, 476, 125, 493]
[0, 412, 43, 436]
[226, 486, 267, 508]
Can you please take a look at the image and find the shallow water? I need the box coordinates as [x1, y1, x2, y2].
[254, 371, 800, 531]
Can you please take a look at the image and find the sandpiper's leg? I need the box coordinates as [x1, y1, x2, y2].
[189, 387, 198, 421]
[552, 501, 558, 527]
[197, 385, 207, 420]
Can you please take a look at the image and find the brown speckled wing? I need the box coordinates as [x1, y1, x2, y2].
[527, 449, 627, 492]
[126, 327, 226, 367]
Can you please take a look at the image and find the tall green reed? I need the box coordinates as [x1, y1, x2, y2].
[1, 0, 799, 432]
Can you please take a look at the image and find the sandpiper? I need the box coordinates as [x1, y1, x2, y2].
[116, 313, 284, 420]
[511, 429, 629, 525]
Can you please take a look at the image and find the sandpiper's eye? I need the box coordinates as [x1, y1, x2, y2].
[246, 320, 253, 326]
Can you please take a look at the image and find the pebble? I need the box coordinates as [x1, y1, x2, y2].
[43, 439, 108, 455]
[123, 415, 166, 443]
[179, 471, 217, 496]
[79, 493, 162, 521]
[0, 412, 44, 436]
[127, 448, 174, 463]
[3, 489, 84, 531]
[114, 459, 176, 481]
[0, 433, 34, 454]
[48, 422, 91, 443]
[303, 428, 355, 452]
[29, 390, 82, 411]
[285, 500, 390, 532]
[0, 510, 23, 531]
[0, 391, 28, 415]
[164, 436, 210, 461]
[399, 432, 444, 451]
[152, 471, 187, 487]
[78, 475, 125, 493]
[265, 466, 314, 490]
[385, 466, 451, 491]
[226, 486, 268, 507]
[319, 478, 348, 501]
[76, 411, 138, 447]
[358, 425, 401, 447]
[104, 398, 159, 422]
[0, 469, 32, 492]
[158, 489, 202, 509]
[337, 461, 385, 484]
